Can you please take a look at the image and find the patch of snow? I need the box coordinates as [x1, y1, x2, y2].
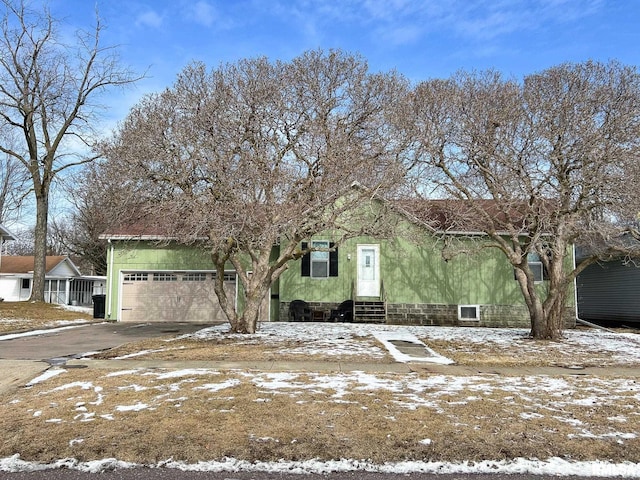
[48, 381, 94, 392]
[0, 324, 89, 341]
[26, 368, 66, 386]
[147, 368, 219, 380]
[117, 384, 148, 392]
[115, 402, 149, 412]
[193, 379, 241, 392]
[113, 348, 169, 359]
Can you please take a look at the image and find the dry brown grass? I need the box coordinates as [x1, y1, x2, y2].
[0, 301, 93, 333]
[1, 367, 639, 464]
[422, 330, 640, 368]
[94, 326, 640, 368]
[93, 336, 393, 363]
[2, 305, 640, 465]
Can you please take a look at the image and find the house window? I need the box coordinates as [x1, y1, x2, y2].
[527, 253, 545, 283]
[458, 305, 480, 321]
[311, 240, 330, 278]
[183, 273, 207, 281]
[153, 273, 178, 282]
[21, 278, 30, 289]
[211, 272, 237, 282]
[301, 241, 338, 278]
[513, 253, 549, 283]
[124, 273, 148, 282]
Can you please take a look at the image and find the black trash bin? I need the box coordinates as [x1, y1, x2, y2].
[92, 294, 106, 319]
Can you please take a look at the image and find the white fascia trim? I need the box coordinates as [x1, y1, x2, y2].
[99, 235, 179, 241]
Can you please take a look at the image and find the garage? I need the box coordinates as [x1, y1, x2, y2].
[120, 271, 236, 322]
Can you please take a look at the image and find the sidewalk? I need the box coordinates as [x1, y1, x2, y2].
[65, 358, 640, 377]
[3, 357, 640, 396]
[0, 360, 52, 395]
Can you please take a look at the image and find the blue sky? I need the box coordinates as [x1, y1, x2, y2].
[47, 0, 640, 121]
[6, 0, 640, 229]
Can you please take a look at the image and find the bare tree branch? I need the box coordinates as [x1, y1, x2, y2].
[0, 0, 142, 300]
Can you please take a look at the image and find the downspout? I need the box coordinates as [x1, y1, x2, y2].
[106, 239, 114, 319]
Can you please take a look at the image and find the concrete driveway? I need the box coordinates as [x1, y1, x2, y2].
[0, 321, 212, 361]
[0, 322, 213, 395]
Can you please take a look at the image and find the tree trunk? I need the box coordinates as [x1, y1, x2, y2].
[514, 265, 565, 340]
[232, 292, 262, 334]
[29, 191, 48, 302]
[231, 266, 272, 334]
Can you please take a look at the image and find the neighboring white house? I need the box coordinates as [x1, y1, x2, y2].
[0, 255, 105, 306]
[0, 223, 16, 273]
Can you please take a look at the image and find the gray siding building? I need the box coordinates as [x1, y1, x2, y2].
[577, 259, 640, 323]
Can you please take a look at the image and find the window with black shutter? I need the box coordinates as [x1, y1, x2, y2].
[301, 241, 338, 278]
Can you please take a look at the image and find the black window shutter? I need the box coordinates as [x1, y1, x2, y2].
[301, 242, 310, 277]
[329, 242, 338, 277]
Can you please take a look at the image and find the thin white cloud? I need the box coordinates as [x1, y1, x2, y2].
[267, 0, 605, 48]
[188, 1, 218, 28]
[136, 10, 163, 29]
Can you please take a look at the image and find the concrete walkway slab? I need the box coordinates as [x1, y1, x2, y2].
[0, 360, 49, 395]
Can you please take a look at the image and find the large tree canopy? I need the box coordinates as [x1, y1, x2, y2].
[0, 0, 140, 300]
[403, 61, 640, 339]
[103, 50, 409, 333]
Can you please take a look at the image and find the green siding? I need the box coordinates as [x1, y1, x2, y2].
[279, 235, 575, 308]
[105, 232, 575, 322]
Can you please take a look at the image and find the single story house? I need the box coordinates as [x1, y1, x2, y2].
[0, 223, 17, 271]
[101, 203, 576, 328]
[0, 255, 106, 306]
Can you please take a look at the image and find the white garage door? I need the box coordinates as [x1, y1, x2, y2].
[120, 271, 236, 322]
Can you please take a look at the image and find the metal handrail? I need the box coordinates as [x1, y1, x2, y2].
[380, 280, 387, 321]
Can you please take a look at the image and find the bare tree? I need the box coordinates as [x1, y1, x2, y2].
[404, 62, 640, 339]
[0, 0, 140, 301]
[0, 130, 29, 223]
[103, 50, 408, 333]
[50, 160, 137, 275]
[4, 224, 65, 256]
[0, 152, 28, 224]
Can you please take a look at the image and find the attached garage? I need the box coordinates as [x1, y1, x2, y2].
[120, 271, 236, 322]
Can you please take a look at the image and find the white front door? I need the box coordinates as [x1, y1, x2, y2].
[357, 244, 380, 297]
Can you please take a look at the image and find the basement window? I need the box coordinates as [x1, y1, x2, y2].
[458, 305, 480, 321]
